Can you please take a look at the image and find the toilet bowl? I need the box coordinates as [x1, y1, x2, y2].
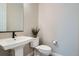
[31, 37, 52, 56]
[35, 45, 51, 56]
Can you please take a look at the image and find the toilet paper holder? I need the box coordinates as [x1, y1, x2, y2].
[52, 40, 58, 46]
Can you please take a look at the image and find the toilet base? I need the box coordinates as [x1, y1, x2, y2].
[33, 49, 51, 56]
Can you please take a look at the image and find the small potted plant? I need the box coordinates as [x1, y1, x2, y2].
[32, 27, 40, 38]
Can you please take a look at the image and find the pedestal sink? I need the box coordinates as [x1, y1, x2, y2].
[0, 36, 33, 56]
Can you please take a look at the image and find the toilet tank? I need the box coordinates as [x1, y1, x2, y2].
[30, 37, 39, 48]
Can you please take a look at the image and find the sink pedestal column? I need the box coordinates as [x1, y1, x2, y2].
[14, 45, 24, 56]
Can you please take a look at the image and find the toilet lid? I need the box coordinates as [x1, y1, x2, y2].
[36, 45, 51, 50]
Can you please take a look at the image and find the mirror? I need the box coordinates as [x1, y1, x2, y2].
[0, 3, 24, 32]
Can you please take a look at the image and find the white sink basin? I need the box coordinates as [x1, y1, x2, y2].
[0, 36, 33, 56]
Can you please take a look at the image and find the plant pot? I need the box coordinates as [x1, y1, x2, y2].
[33, 35, 37, 38]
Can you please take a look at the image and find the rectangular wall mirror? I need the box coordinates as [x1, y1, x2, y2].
[0, 3, 24, 32]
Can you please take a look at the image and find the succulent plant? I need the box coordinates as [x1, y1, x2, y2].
[32, 27, 40, 38]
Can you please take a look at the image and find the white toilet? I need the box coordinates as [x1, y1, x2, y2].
[31, 37, 52, 56]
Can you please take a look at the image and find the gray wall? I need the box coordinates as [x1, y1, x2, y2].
[38, 3, 79, 56]
[23, 3, 38, 55]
